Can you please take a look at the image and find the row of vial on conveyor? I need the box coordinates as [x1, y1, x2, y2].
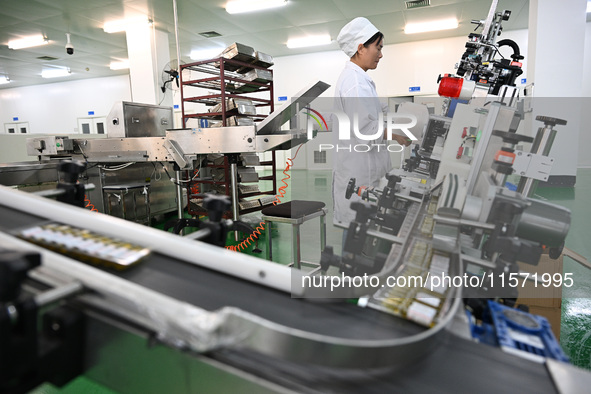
[15, 223, 150, 270]
[371, 197, 453, 327]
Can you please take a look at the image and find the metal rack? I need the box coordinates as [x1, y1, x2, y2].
[179, 56, 277, 217]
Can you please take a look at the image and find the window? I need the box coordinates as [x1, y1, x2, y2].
[313, 150, 326, 164]
[4, 122, 29, 134]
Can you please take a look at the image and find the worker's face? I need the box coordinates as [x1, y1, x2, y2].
[357, 38, 383, 71]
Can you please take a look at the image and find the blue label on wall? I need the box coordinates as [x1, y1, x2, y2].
[521, 78, 527, 84]
[13, 117, 18, 121]
[278, 96, 287, 101]
[409, 86, 420, 92]
[174, 104, 179, 109]
[88, 111, 94, 115]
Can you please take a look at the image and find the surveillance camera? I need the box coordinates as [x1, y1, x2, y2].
[65, 33, 74, 55]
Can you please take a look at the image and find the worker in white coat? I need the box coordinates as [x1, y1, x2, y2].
[332, 17, 410, 226]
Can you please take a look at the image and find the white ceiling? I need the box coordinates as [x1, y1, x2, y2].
[0, 0, 530, 90]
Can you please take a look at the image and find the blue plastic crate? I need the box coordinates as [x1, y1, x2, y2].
[469, 301, 569, 363]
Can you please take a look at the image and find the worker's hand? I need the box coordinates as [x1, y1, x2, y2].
[392, 134, 412, 147]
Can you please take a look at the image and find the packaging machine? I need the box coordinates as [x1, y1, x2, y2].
[3, 1, 591, 392]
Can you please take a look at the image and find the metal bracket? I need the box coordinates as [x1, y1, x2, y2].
[512, 151, 554, 182]
[163, 139, 189, 169]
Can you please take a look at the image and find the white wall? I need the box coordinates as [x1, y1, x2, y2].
[0, 75, 131, 135]
[578, 22, 591, 168]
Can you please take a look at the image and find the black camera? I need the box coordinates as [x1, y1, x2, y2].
[66, 33, 74, 55]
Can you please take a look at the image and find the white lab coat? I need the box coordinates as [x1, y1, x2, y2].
[332, 61, 391, 225]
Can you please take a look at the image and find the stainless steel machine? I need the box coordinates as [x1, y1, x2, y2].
[23, 82, 329, 225]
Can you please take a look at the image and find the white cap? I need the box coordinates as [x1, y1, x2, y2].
[337, 17, 379, 58]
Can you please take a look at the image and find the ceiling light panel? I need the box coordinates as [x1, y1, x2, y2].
[8, 35, 48, 50]
[226, 0, 287, 14]
[110, 60, 129, 70]
[286, 34, 331, 49]
[404, 18, 458, 34]
[41, 68, 71, 78]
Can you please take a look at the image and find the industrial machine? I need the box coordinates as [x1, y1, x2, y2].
[22, 81, 329, 228]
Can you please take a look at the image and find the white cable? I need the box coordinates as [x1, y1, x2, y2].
[174, 169, 200, 183]
[101, 162, 136, 171]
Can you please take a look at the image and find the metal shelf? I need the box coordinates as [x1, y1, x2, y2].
[180, 56, 277, 218]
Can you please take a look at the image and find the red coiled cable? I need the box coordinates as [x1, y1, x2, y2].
[84, 194, 99, 212]
[226, 145, 303, 252]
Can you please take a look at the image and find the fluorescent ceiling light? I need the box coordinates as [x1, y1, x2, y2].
[8, 35, 48, 50]
[110, 60, 130, 70]
[0, 76, 10, 85]
[104, 16, 150, 33]
[404, 18, 458, 34]
[587, 1, 591, 13]
[42, 68, 71, 79]
[287, 34, 331, 49]
[226, 0, 287, 14]
[190, 48, 223, 60]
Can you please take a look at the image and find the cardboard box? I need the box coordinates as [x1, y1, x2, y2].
[526, 305, 561, 341]
[516, 253, 563, 341]
[516, 254, 563, 308]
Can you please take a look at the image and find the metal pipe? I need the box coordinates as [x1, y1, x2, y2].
[480, 0, 499, 44]
[184, 228, 212, 241]
[0, 187, 294, 293]
[35, 281, 84, 308]
[229, 162, 240, 241]
[172, 0, 181, 74]
[433, 215, 496, 231]
[175, 170, 184, 220]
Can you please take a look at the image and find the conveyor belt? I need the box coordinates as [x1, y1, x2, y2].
[0, 202, 562, 392]
[117, 254, 423, 339]
[0, 204, 422, 340]
[211, 333, 557, 394]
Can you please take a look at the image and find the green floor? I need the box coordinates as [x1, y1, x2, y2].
[30, 168, 591, 393]
[534, 169, 591, 369]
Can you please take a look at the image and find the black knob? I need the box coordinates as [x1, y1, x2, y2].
[386, 174, 401, 188]
[350, 201, 375, 223]
[345, 178, 356, 200]
[492, 130, 533, 144]
[320, 246, 335, 272]
[58, 160, 86, 184]
[203, 194, 231, 222]
[535, 116, 567, 127]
